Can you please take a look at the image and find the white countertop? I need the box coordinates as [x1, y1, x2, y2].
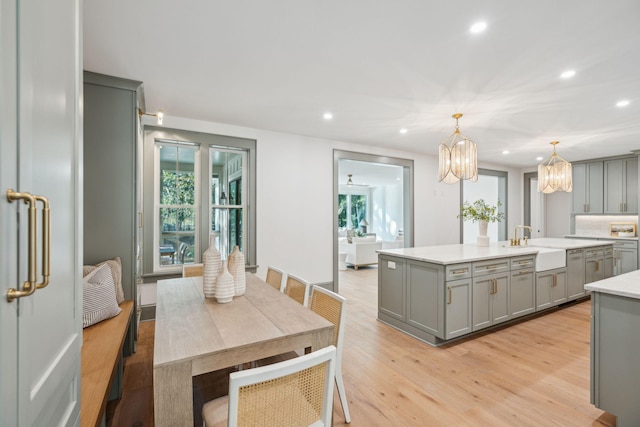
[378, 238, 614, 265]
[565, 234, 638, 241]
[585, 269, 640, 300]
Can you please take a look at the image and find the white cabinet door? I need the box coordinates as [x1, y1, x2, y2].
[0, 0, 81, 425]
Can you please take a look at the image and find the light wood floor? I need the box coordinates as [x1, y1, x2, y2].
[107, 267, 616, 426]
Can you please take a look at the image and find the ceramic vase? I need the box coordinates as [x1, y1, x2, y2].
[228, 245, 246, 296]
[215, 260, 235, 303]
[202, 235, 221, 298]
[477, 220, 490, 247]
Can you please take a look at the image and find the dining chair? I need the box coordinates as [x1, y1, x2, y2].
[284, 274, 310, 307]
[183, 263, 204, 277]
[265, 265, 286, 292]
[310, 286, 351, 423]
[201, 345, 337, 427]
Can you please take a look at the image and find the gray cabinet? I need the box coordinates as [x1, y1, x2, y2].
[585, 247, 605, 284]
[536, 268, 567, 311]
[572, 162, 604, 213]
[604, 246, 614, 278]
[445, 278, 472, 339]
[510, 266, 535, 318]
[591, 292, 640, 425]
[604, 158, 638, 214]
[84, 71, 143, 355]
[470, 258, 511, 333]
[378, 255, 406, 321]
[613, 240, 638, 275]
[407, 261, 443, 337]
[566, 248, 586, 300]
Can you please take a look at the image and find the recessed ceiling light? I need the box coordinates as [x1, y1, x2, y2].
[323, 112, 333, 120]
[399, 128, 408, 134]
[560, 70, 576, 79]
[536, 156, 543, 161]
[502, 150, 509, 155]
[470, 22, 487, 33]
[616, 100, 630, 108]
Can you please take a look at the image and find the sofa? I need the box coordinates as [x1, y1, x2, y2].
[338, 236, 382, 270]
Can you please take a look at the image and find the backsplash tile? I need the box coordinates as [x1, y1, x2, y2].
[575, 215, 638, 236]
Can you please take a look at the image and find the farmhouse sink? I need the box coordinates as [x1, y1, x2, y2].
[532, 247, 566, 272]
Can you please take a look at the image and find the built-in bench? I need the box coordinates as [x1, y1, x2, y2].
[81, 300, 134, 427]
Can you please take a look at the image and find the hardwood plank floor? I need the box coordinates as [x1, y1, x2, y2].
[107, 267, 616, 426]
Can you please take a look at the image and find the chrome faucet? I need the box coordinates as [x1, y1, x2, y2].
[511, 225, 532, 246]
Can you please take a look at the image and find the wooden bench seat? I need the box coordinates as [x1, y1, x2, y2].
[81, 300, 133, 427]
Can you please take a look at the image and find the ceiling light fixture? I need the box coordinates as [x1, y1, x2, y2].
[138, 108, 164, 125]
[616, 100, 630, 107]
[538, 141, 572, 194]
[347, 174, 353, 186]
[400, 128, 408, 134]
[470, 22, 487, 33]
[560, 70, 576, 79]
[438, 113, 478, 184]
[502, 150, 509, 155]
[323, 112, 333, 120]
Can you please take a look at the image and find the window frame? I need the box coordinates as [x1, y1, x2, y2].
[143, 126, 256, 276]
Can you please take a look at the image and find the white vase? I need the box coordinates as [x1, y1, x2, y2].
[202, 235, 221, 298]
[477, 220, 490, 246]
[228, 245, 246, 296]
[215, 260, 235, 303]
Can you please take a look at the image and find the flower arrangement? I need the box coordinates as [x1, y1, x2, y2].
[459, 199, 505, 223]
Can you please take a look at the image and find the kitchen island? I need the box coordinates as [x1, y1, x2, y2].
[378, 238, 613, 346]
[586, 271, 640, 426]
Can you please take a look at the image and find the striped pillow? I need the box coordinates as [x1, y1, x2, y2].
[82, 263, 122, 328]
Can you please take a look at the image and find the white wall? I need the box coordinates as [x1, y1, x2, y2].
[371, 184, 403, 241]
[145, 115, 524, 284]
[545, 191, 572, 237]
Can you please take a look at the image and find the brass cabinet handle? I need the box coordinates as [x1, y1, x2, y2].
[595, 260, 600, 272]
[34, 195, 50, 289]
[514, 269, 532, 275]
[447, 286, 452, 305]
[6, 190, 51, 301]
[552, 274, 557, 287]
[451, 268, 468, 275]
[7, 190, 38, 301]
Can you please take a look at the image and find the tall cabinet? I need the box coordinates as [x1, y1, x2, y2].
[84, 71, 144, 355]
[1, 0, 82, 424]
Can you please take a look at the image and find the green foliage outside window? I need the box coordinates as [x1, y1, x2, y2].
[338, 193, 366, 228]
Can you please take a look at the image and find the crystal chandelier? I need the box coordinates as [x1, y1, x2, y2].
[438, 113, 478, 184]
[538, 141, 572, 194]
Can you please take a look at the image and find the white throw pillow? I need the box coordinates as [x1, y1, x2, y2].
[82, 263, 122, 328]
[83, 256, 125, 304]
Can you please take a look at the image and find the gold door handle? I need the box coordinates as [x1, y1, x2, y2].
[35, 195, 50, 289]
[552, 274, 557, 287]
[7, 190, 38, 302]
[595, 260, 599, 272]
[447, 286, 452, 305]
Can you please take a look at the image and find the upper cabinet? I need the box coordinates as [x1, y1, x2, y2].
[572, 162, 604, 214]
[604, 158, 638, 214]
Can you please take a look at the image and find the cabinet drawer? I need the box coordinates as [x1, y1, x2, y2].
[511, 255, 535, 271]
[604, 246, 613, 256]
[445, 263, 471, 280]
[613, 240, 638, 250]
[472, 259, 510, 277]
[584, 248, 604, 258]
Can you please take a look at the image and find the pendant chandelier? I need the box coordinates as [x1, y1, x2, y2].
[438, 113, 478, 184]
[538, 141, 572, 194]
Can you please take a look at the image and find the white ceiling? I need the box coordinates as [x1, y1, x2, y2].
[84, 1, 640, 169]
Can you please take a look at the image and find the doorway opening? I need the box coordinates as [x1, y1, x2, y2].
[333, 150, 413, 292]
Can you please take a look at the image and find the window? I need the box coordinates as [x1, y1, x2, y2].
[143, 127, 256, 274]
[338, 193, 367, 230]
[461, 168, 508, 243]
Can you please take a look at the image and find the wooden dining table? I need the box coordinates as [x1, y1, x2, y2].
[153, 273, 334, 426]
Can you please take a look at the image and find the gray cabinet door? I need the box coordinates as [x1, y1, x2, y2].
[0, 0, 82, 424]
[617, 248, 638, 275]
[492, 274, 511, 325]
[378, 256, 406, 321]
[585, 256, 605, 284]
[445, 278, 472, 339]
[406, 261, 444, 338]
[472, 276, 492, 331]
[536, 268, 567, 311]
[624, 157, 638, 213]
[572, 163, 587, 213]
[510, 269, 535, 318]
[567, 249, 586, 300]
